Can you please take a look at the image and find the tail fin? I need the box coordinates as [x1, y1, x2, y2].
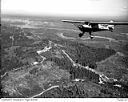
[110, 20, 114, 23]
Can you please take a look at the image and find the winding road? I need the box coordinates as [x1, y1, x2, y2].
[56, 32, 118, 42]
[30, 85, 59, 98]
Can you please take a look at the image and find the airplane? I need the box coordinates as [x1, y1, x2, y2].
[62, 20, 128, 39]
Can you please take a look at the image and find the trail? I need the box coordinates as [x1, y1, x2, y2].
[56, 33, 118, 42]
[46, 27, 80, 32]
[56, 33, 76, 40]
[92, 36, 118, 42]
[62, 50, 77, 67]
[121, 33, 128, 36]
[31, 85, 59, 98]
[1, 72, 8, 79]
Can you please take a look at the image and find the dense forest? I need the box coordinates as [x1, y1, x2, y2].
[1, 25, 116, 75]
[3, 24, 128, 98]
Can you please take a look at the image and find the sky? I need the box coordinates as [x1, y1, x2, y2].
[1, 0, 128, 19]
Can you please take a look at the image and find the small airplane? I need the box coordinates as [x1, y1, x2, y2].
[62, 20, 128, 39]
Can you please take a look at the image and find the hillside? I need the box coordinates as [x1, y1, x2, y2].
[1, 24, 128, 98]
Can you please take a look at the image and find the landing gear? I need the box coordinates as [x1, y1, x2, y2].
[78, 32, 94, 39]
[90, 36, 93, 39]
[89, 32, 93, 39]
[79, 33, 84, 37]
[109, 28, 113, 32]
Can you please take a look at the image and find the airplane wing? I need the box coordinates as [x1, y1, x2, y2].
[90, 22, 128, 25]
[62, 20, 128, 25]
[62, 20, 85, 23]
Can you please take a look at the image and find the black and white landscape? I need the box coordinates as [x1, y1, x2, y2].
[1, 14, 128, 98]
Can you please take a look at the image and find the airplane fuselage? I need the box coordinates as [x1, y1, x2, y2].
[78, 24, 114, 33]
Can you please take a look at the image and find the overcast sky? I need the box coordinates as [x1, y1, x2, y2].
[1, 0, 128, 19]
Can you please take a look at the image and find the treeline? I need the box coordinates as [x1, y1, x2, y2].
[65, 41, 116, 67]
[47, 57, 99, 82]
[45, 39, 116, 81]
[47, 39, 116, 67]
[70, 66, 99, 82]
[47, 57, 72, 71]
[41, 82, 128, 98]
[1, 25, 34, 48]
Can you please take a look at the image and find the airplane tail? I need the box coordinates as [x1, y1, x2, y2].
[110, 20, 114, 23]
